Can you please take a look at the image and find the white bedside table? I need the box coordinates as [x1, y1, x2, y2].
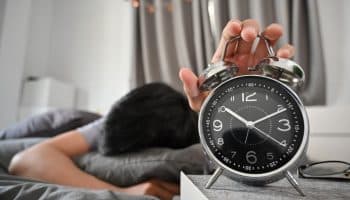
[180, 172, 350, 200]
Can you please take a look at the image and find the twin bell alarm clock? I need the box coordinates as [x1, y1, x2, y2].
[197, 35, 309, 196]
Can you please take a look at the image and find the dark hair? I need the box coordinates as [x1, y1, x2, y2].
[98, 82, 199, 155]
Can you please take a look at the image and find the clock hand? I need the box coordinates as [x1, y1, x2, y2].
[221, 106, 249, 126]
[244, 129, 250, 144]
[252, 108, 287, 125]
[251, 125, 286, 147]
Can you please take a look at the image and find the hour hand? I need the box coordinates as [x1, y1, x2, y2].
[220, 106, 249, 126]
[252, 108, 287, 125]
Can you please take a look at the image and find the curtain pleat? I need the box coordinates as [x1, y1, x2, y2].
[139, 0, 161, 82]
[130, 6, 145, 89]
[173, 0, 196, 71]
[154, 0, 179, 87]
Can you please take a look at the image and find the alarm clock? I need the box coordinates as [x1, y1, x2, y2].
[198, 35, 309, 196]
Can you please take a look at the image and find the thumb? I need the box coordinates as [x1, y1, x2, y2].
[179, 67, 199, 98]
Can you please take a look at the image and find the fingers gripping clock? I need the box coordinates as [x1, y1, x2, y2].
[198, 35, 309, 196]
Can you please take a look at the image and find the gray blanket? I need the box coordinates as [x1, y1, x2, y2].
[0, 175, 157, 200]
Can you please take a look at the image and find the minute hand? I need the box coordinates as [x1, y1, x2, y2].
[252, 108, 287, 125]
[223, 107, 249, 126]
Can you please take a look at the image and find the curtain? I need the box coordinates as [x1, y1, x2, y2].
[130, 0, 326, 105]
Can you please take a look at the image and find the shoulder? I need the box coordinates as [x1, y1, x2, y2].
[76, 117, 105, 151]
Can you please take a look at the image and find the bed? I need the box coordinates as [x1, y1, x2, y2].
[0, 109, 208, 200]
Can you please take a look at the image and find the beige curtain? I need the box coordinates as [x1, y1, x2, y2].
[130, 0, 326, 105]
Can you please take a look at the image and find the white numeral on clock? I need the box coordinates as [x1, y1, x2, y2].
[213, 120, 222, 132]
[246, 151, 257, 164]
[217, 138, 224, 146]
[277, 119, 291, 132]
[242, 92, 257, 102]
[231, 151, 237, 158]
[277, 104, 285, 111]
[266, 152, 274, 160]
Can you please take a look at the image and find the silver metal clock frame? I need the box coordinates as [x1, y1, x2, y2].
[198, 75, 309, 196]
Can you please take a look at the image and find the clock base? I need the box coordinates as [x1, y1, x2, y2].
[205, 167, 306, 196]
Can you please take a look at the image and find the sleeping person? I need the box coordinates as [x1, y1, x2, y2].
[8, 19, 295, 200]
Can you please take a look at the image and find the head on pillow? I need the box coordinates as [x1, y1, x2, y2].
[98, 82, 199, 155]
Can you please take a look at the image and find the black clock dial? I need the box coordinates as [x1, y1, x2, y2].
[200, 76, 305, 174]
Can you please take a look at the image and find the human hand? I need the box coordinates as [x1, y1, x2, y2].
[179, 19, 295, 112]
[120, 179, 179, 200]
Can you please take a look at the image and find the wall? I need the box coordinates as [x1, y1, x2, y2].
[318, 0, 349, 105]
[25, 0, 133, 115]
[0, 0, 32, 128]
[0, 0, 6, 47]
[23, 0, 52, 78]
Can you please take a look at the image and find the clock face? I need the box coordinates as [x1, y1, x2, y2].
[200, 76, 305, 174]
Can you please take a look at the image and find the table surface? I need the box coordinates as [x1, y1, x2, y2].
[181, 173, 350, 200]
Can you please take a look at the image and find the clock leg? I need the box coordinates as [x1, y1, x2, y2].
[205, 167, 223, 189]
[284, 170, 306, 196]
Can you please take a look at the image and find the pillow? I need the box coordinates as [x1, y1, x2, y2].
[0, 138, 209, 186]
[0, 109, 101, 139]
[0, 138, 45, 173]
[74, 144, 208, 186]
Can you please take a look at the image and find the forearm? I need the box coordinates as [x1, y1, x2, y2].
[9, 144, 121, 191]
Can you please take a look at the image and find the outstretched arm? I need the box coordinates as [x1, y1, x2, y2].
[9, 130, 178, 200]
[8, 131, 118, 190]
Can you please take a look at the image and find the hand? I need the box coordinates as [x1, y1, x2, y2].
[251, 125, 286, 147]
[220, 106, 249, 126]
[252, 108, 287, 125]
[120, 179, 179, 200]
[179, 19, 295, 112]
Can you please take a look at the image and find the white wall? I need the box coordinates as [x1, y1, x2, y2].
[46, 0, 132, 114]
[24, 0, 132, 115]
[0, 0, 6, 47]
[23, 0, 52, 78]
[318, 0, 350, 105]
[0, 0, 32, 128]
[0, 0, 132, 128]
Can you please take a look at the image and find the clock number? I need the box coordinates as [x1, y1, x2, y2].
[246, 151, 257, 164]
[242, 92, 257, 102]
[277, 104, 285, 112]
[266, 152, 274, 160]
[265, 94, 269, 101]
[230, 95, 235, 102]
[213, 120, 223, 132]
[277, 119, 291, 132]
[231, 151, 237, 158]
[217, 137, 224, 146]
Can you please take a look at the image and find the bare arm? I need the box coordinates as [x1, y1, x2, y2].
[8, 131, 119, 190]
[9, 131, 179, 200]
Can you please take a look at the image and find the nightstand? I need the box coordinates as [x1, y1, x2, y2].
[180, 172, 350, 199]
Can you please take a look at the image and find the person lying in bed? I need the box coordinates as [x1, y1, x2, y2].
[8, 19, 295, 200]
